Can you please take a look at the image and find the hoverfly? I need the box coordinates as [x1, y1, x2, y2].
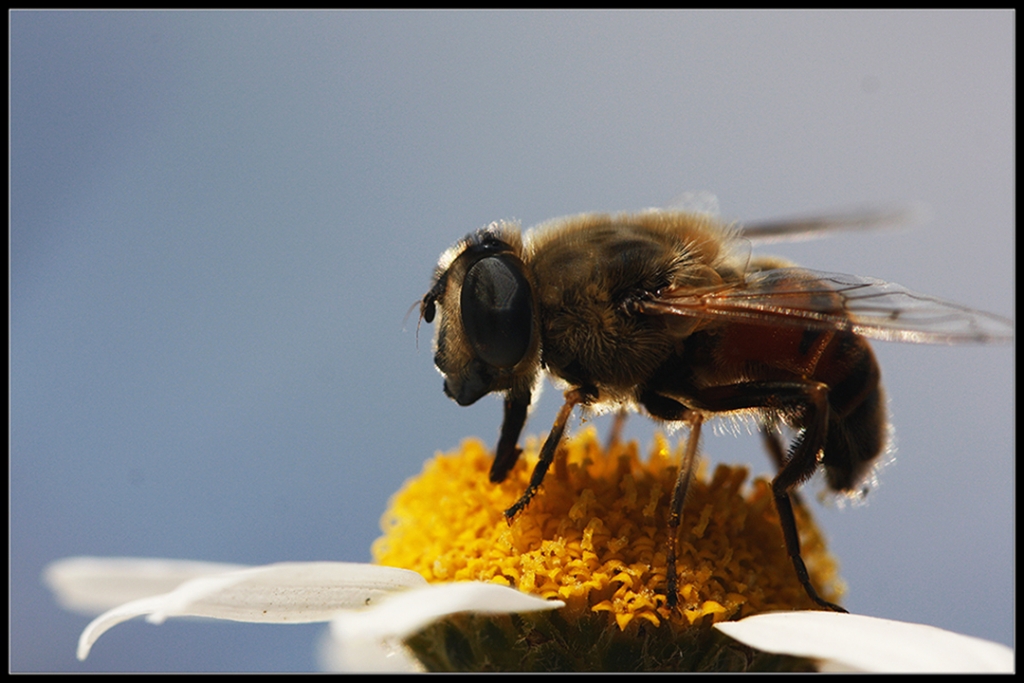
[420, 206, 1012, 611]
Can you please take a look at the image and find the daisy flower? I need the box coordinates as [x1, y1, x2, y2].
[44, 430, 1011, 672]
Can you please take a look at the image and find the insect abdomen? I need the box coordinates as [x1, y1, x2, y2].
[816, 331, 887, 492]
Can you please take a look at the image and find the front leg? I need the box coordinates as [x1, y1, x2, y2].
[503, 388, 588, 521]
[490, 391, 531, 484]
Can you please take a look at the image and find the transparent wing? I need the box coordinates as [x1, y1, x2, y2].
[640, 267, 1013, 344]
[737, 204, 929, 244]
[664, 190, 721, 217]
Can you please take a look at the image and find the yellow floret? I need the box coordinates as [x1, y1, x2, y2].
[373, 428, 843, 632]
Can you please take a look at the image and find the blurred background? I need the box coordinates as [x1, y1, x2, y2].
[12, 10, 1013, 672]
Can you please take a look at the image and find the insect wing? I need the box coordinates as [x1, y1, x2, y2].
[644, 268, 1014, 344]
[736, 205, 927, 244]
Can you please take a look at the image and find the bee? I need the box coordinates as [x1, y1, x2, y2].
[419, 207, 1013, 612]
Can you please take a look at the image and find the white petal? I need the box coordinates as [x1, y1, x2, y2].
[333, 581, 564, 642]
[714, 611, 1014, 673]
[328, 582, 565, 672]
[43, 557, 248, 615]
[75, 561, 426, 661]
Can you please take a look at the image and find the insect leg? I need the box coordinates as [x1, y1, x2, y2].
[490, 392, 531, 483]
[760, 425, 804, 507]
[760, 424, 787, 472]
[504, 389, 584, 521]
[666, 414, 703, 608]
[606, 408, 628, 450]
[664, 380, 846, 613]
[772, 414, 847, 613]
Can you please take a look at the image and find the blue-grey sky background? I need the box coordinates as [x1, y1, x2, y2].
[12, 10, 1013, 672]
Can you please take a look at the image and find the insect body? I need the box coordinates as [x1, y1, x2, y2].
[420, 209, 1012, 612]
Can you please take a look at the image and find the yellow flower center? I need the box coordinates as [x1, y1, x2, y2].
[373, 428, 843, 632]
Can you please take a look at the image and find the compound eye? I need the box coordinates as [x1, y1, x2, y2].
[460, 255, 533, 368]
